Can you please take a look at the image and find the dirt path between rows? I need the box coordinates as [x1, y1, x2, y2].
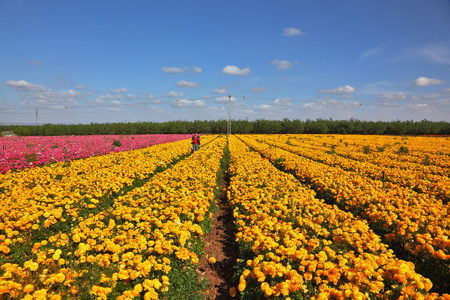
[197, 176, 238, 300]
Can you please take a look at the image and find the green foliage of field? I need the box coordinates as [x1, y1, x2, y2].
[2, 118, 450, 136]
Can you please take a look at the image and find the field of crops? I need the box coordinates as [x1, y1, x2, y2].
[0, 134, 191, 174]
[0, 134, 449, 299]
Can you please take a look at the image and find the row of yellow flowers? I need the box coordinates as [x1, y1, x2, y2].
[228, 135, 447, 299]
[0, 135, 225, 299]
[308, 135, 450, 176]
[0, 137, 200, 257]
[297, 135, 450, 177]
[238, 134, 450, 294]
[261, 135, 450, 202]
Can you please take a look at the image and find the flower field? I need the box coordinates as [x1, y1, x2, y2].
[1, 134, 450, 299]
[0, 134, 192, 174]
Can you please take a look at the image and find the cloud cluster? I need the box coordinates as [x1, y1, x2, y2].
[172, 99, 206, 108]
[162, 66, 202, 74]
[271, 59, 293, 70]
[411, 93, 440, 101]
[164, 91, 184, 98]
[283, 27, 306, 36]
[412, 76, 445, 87]
[110, 87, 128, 93]
[176, 80, 201, 88]
[319, 85, 355, 94]
[98, 93, 135, 101]
[273, 98, 292, 106]
[213, 86, 229, 95]
[222, 65, 251, 76]
[5, 80, 46, 92]
[378, 92, 407, 100]
[5, 80, 86, 108]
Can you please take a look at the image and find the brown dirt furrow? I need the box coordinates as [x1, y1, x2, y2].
[198, 178, 238, 300]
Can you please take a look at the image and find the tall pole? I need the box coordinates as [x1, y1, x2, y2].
[227, 95, 231, 135]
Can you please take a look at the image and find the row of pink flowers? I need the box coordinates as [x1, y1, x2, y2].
[0, 134, 192, 174]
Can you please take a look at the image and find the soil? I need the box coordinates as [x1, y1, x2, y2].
[197, 176, 239, 299]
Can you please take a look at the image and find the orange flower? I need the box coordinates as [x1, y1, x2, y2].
[229, 287, 236, 297]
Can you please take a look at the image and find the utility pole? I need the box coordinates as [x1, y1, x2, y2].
[36, 109, 38, 126]
[227, 95, 231, 135]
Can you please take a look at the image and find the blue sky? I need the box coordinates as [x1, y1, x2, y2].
[1, 0, 450, 125]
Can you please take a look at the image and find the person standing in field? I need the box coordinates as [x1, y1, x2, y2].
[192, 132, 200, 152]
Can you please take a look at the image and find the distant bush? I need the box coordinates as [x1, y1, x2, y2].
[13, 127, 30, 136]
[112, 139, 122, 147]
[1, 118, 449, 136]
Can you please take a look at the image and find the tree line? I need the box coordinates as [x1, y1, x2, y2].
[2, 118, 450, 136]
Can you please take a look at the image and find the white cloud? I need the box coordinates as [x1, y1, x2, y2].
[110, 87, 128, 93]
[213, 86, 229, 95]
[110, 100, 122, 106]
[378, 92, 407, 100]
[164, 91, 184, 98]
[17, 88, 85, 108]
[344, 101, 360, 107]
[258, 104, 273, 110]
[412, 76, 445, 87]
[442, 88, 450, 93]
[270, 59, 293, 70]
[75, 85, 87, 89]
[35, 89, 83, 100]
[162, 66, 187, 73]
[273, 98, 292, 106]
[172, 99, 206, 108]
[99, 94, 123, 100]
[283, 27, 305, 36]
[251, 87, 268, 94]
[411, 93, 440, 101]
[5, 80, 46, 92]
[193, 66, 202, 73]
[302, 103, 322, 110]
[176, 80, 201, 88]
[126, 94, 136, 100]
[222, 65, 251, 76]
[319, 85, 355, 94]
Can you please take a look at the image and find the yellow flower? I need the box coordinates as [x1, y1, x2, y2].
[209, 257, 216, 264]
[238, 281, 246, 292]
[144, 288, 159, 300]
[55, 272, 66, 283]
[72, 234, 80, 243]
[23, 284, 34, 293]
